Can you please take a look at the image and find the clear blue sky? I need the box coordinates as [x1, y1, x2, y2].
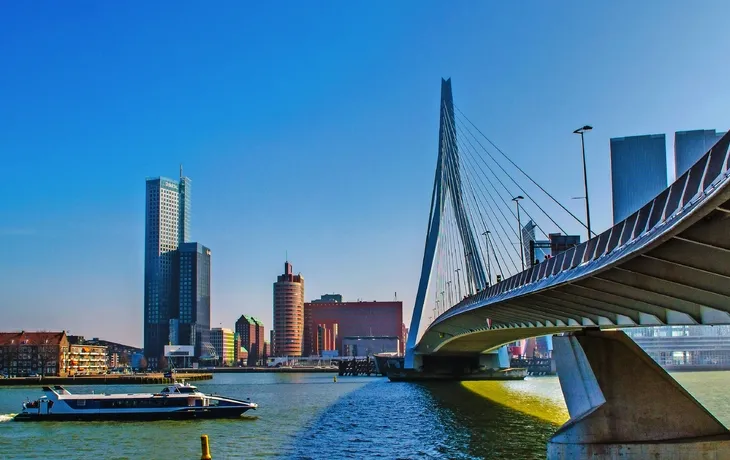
[2, 1, 730, 346]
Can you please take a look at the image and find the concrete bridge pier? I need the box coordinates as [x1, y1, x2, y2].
[548, 329, 730, 459]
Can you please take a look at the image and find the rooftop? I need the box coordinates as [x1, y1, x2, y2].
[0, 331, 67, 346]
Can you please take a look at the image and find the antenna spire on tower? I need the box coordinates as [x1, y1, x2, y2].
[180, 163, 183, 179]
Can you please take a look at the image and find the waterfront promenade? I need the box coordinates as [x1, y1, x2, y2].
[0, 372, 212, 386]
[176, 366, 338, 374]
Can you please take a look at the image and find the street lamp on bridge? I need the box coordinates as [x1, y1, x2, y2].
[512, 195, 525, 271]
[455, 268, 462, 300]
[573, 125, 593, 241]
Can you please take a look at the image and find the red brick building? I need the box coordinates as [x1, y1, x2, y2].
[0, 331, 70, 377]
[303, 299, 403, 356]
[235, 315, 266, 365]
[273, 262, 304, 357]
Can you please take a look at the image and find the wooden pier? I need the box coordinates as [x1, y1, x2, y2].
[338, 358, 378, 376]
[510, 357, 555, 376]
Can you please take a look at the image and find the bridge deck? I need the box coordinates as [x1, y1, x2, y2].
[417, 131, 730, 355]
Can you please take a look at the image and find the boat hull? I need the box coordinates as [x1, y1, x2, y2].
[14, 406, 254, 422]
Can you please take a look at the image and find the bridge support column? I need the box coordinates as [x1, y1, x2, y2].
[548, 329, 730, 459]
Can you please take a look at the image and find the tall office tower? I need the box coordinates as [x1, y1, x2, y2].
[273, 261, 304, 357]
[170, 243, 211, 357]
[521, 220, 537, 266]
[610, 134, 667, 224]
[675, 129, 725, 178]
[143, 171, 191, 368]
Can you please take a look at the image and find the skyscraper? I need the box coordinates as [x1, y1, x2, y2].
[273, 262, 304, 357]
[171, 242, 211, 358]
[144, 172, 191, 368]
[521, 220, 537, 266]
[675, 129, 725, 178]
[609, 134, 667, 224]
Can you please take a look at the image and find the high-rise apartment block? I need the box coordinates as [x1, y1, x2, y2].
[609, 134, 668, 224]
[675, 129, 725, 178]
[273, 262, 304, 357]
[235, 315, 265, 366]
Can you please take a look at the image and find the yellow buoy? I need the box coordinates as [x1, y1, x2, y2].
[200, 434, 212, 460]
[333, 375, 337, 383]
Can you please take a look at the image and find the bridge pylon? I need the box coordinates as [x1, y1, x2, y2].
[405, 79, 488, 369]
[549, 329, 730, 459]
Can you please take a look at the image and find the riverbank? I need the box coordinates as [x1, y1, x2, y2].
[176, 367, 338, 374]
[0, 372, 213, 386]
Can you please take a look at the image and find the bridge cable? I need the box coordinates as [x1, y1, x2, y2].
[441, 111, 521, 273]
[452, 146, 520, 276]
[458, 158, 510, 281]
[439, 134, 456, 312]
[454, 105, 594, 236]
[440, 111, 477, 302]
[454, 114, 564, 239]
[455, 121, 552, 242]
[447, 106, 543, 238]
[441, 108, 518, 277]
[440, 115, 490, 294]
[444, 177, 470, 304]
[458, 151, 519, 276]
[449, 144, 517, 277]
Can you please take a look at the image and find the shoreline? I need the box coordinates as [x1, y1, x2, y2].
[176, 367, 340, 374]
[0, 373, 212, 386]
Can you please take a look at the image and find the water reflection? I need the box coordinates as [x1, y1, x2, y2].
[289, 379, 557, 459]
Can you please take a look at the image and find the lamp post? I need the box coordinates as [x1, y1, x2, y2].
[573, 125, 593, 240]
[482, 230, 492, 286]
[512, 195, 525, 271]
[455, 268, 462, 299]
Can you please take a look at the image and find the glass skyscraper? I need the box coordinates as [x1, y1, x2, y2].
[144, 174, 191, 367]
[610, 134, 668, 224]
[171, 242, 211, 358]
[674, 129, 725, 179]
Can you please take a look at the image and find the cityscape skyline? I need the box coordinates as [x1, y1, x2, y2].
[4, 3, 730, 346]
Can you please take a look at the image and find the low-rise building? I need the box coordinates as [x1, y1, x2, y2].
[68, 336, 141, 371]
[342, 336, 400, 357]
[210, 328, 235, 366]
[67, 344, 108, 376]
[0, 331, 70, 377]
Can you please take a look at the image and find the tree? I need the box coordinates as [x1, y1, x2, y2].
[119, 352, 130, 367]
[139, 356, 148, 371]
[159, 355, 169, 371]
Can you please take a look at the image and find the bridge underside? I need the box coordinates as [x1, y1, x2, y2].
[417, 131, 730, 357]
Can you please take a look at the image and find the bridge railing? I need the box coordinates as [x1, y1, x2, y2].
[441, 131, 730, 318]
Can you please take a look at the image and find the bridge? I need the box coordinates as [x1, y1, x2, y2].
[401, 79, 730, 458]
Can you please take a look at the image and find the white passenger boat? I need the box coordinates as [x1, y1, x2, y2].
[14, 382, 257, 421]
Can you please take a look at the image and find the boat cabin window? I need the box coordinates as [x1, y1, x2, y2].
[178, 387, 197, 394]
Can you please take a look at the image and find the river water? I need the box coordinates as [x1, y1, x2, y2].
[0, 371, 728, 459]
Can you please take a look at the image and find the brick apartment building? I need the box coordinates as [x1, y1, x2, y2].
[0, 331, 70, 377]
